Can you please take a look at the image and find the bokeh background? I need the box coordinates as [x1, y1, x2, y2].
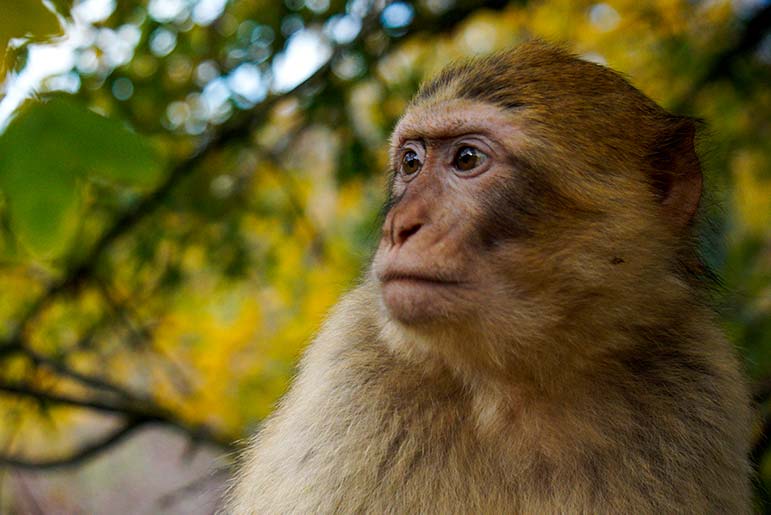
[0, 0, 769, 512]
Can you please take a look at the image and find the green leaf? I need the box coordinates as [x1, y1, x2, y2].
[0, 161, 79, 258]
[0, 97, 165, 258]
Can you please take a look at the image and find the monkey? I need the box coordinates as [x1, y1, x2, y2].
[225, 41, 751, 513]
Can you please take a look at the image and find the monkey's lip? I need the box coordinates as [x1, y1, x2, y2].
[378, 271, 464, 286]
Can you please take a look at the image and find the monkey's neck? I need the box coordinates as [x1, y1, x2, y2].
[375, 283, 712, 403]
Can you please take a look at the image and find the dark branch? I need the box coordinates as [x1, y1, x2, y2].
[0, 380, 235, 451]
[20, 347, 141, 401]
[0, 380, 147, 417]
[0, 418, 148, 470]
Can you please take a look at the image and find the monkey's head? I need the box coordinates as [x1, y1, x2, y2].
[372, 42, 703, 373]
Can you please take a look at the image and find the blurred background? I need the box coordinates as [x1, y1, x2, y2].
[0, 0, 769, 512]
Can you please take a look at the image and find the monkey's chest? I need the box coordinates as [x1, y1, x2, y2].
[287, 383, 717, 515]
[288, 396, 627, 513]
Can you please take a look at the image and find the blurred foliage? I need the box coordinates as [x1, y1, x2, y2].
[0, 97, 164, 256]
[0, 0, 769, 510]
[0, 0, 68, 79]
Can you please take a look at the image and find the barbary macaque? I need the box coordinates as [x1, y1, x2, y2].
[226, 42, 751, 513]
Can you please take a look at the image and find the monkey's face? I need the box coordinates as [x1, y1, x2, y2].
[371, 94, 701, 378]
[373, 99, 551, 327]
[369, 49, 703, 374]
[373, 95, 692, 342]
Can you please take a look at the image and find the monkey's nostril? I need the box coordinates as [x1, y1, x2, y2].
[396, 222, 422, 246]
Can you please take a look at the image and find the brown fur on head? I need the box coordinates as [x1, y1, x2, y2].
[372, 42, 705, 385]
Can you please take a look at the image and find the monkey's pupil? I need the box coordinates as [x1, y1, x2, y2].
[456, 147, 478, 170]
[403, 152, 420, 174]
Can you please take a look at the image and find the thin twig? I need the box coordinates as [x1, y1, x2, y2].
[20, 347, 140, 401]
[0, 418, 149, 470]
[0, 380, 236, 449]
[0, 380, 148, 417]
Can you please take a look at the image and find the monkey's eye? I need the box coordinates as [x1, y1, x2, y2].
[401, 150, 422, 176]
[453, 146, 486, 172]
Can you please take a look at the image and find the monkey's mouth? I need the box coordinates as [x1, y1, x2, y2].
[378, 269, 470, 324]
[378, 271, 463, 287]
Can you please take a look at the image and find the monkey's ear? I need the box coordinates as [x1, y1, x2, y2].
[650, 118, 702, 229]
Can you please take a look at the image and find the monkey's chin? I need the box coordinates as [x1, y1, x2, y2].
[380, 279, 465, 325]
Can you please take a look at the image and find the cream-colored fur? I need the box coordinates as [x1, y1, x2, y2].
[226, 280, 750, 513]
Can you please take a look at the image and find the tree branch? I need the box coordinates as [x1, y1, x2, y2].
[0, 380, 147, 417]
[0, 418, 149, 470]
[0, 379, 236, 452]
[20, 347, 140, 401]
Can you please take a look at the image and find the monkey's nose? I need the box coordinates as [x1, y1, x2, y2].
[394, 222, 423, 245]
[386, 196, 430, 247]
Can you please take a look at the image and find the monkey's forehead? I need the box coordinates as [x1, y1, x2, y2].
[390, 99, 524, 149]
